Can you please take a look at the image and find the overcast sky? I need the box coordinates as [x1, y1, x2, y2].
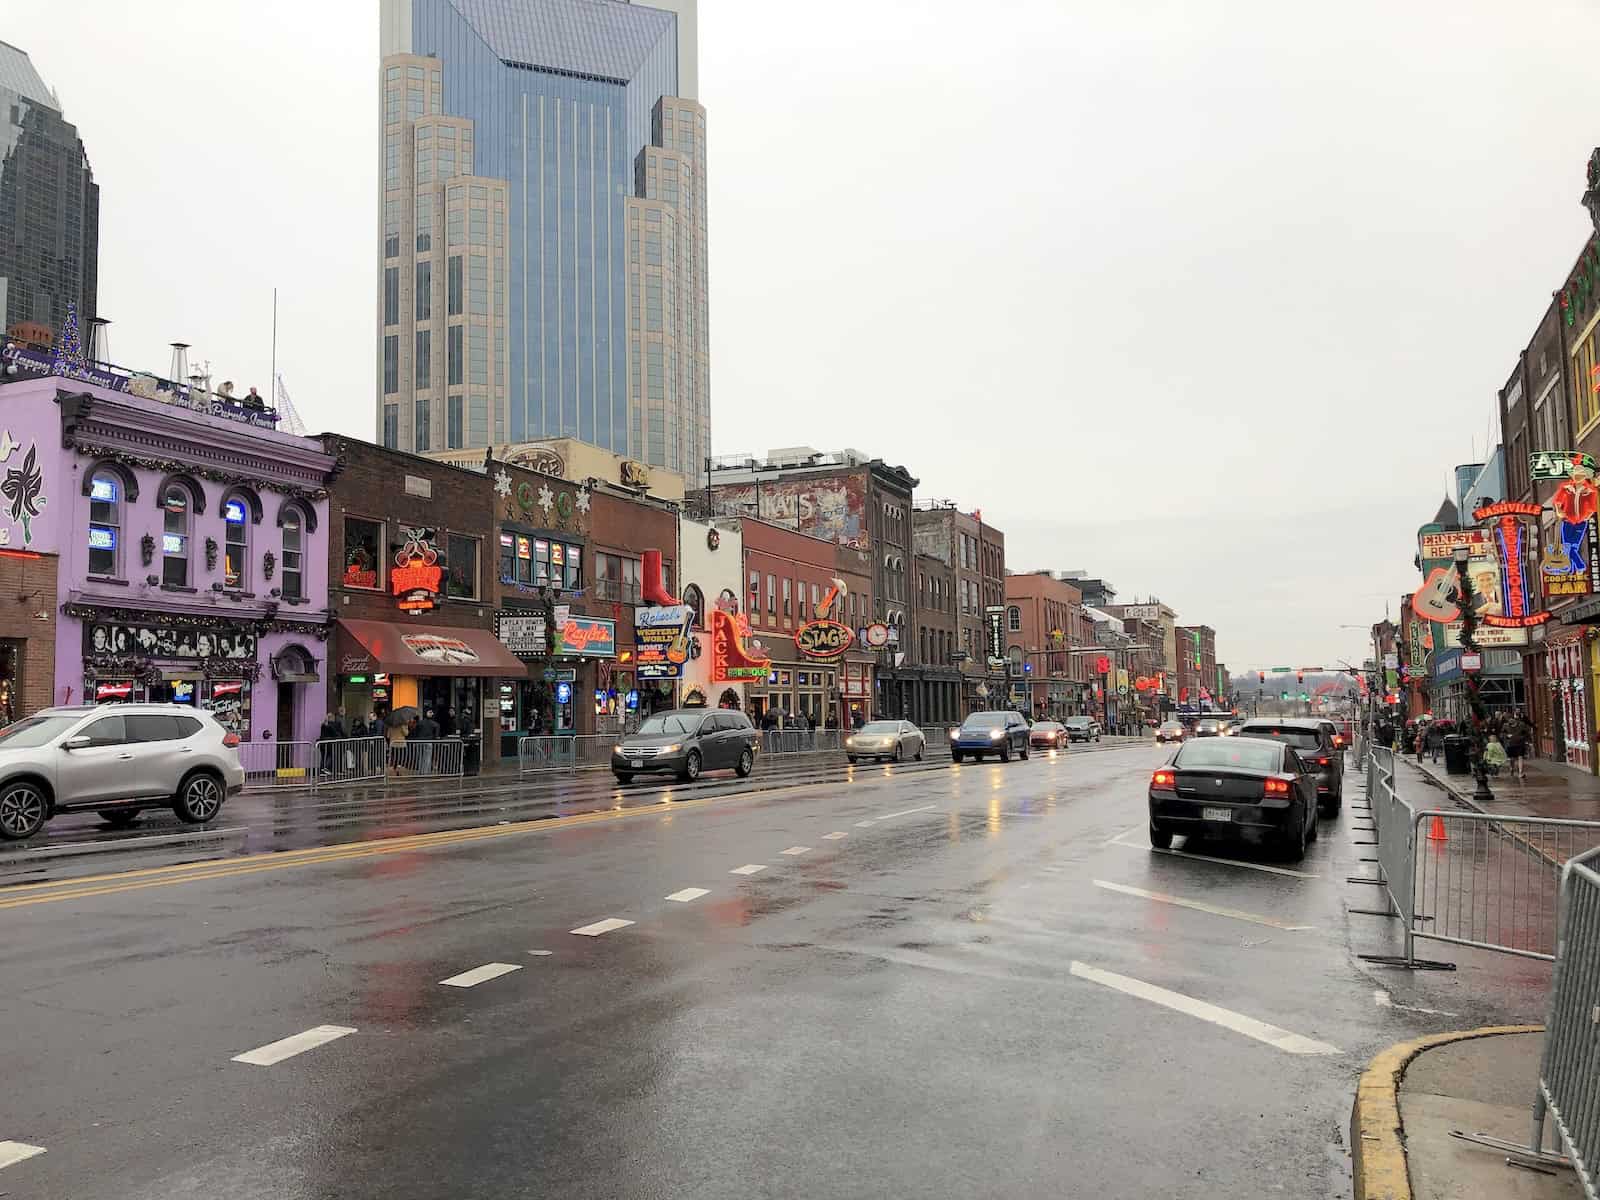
[11, 0, 1600, 671]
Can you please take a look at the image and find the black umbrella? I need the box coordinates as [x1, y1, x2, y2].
[386, 706, 420, 727]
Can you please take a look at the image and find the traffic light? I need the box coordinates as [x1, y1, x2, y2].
[1280, 690, 1289, 701]
[1296, 670, 1304, 686]
[1257, 671, 1265, 685]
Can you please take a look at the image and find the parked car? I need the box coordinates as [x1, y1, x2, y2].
[612, 709, 757, 783]
[950, 711, 1030, 763]
[1147, 735, 1320, 860]
[1029, 720, 1069, 750]
[1064, 716, 1102, 743]
[846, 720, 925, 764]
[1234, 719, 1344, 814]
[1156, 720, 1186, 744]
[1193, 717, 1225, 738]
[0, 704, 244, 841]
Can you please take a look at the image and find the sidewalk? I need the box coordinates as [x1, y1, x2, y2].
[1353, 1027, 1581, 1200]
[1404, 750, 1600, 823]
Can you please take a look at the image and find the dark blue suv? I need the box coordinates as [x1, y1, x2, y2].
[950, 711, 1031, 763]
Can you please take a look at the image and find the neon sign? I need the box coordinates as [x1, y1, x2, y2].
[1471, 500, 1549, 629]
[391, 529, 442, 613]
[711, 607, 770, 681]
[795, 619, 854, 659]
[1546, 461, 1600, 598]
[555, 616, 616, 658]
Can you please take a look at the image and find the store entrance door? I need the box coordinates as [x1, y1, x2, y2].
[277, 686, 295, 746]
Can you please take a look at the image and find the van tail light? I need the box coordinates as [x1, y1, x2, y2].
[1151, 769, 1176, 789]
[1314, 756, 1330, 767]
[1262, 777, 1290, 796]
[222, 732, 241, 748]
[1333, 735, 1344, 747]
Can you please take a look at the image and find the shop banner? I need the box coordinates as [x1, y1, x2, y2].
[634, 605, 692, 678]
[985, 605, 1005, 667]
[84, 621, 256, 661]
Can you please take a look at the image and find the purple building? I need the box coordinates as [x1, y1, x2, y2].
[0, 375, 337, 744]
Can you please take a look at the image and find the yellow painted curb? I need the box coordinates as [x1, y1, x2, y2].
[1350, 1024, 1544, 1200]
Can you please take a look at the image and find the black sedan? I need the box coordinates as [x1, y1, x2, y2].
[1148, 736, 1319, 860]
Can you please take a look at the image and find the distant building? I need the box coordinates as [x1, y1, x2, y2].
[377, 0, 709, 483]
[0, 41, 98, 340]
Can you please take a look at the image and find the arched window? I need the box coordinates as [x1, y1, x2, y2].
[682, 583, 705, 628]
[222, 493, 250, 589]
[1007, 606, 1021, 632]
[162, 485, 192, 587]
[281, 504, 306, 601]
[88, 471, 121, 576]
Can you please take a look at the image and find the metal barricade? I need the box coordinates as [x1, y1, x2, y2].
[237, 740, 315, 789]
[1362, 747, 1416, 929]
[920, 725, 956, 757]
[1453, 846, 1600, 1191]
[313, 736, 387, 787]
[1409, 810, 1600, 962]
[387, 738, 465, 780]
[518, 735, 577, 775]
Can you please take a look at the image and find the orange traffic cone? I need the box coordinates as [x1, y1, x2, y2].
[1427, 815, 1448, 842]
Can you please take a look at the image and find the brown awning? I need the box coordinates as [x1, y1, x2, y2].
[336, 619, 528, 678]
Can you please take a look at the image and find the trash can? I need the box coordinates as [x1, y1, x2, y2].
[1442, 734, 1472, 776]
[463, 733, 482, 777]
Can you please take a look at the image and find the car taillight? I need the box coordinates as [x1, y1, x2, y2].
[1151, 769, 1175, 789]
[222, 732, 241, 748]
[1333, 735, 1344, 747]
[1263, 777, 1290, 796]
[1315, 756, 1330, 766]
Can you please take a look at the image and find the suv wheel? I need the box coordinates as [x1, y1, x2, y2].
[680, 749, 702, 782]
[735, 747, 754, 778]
[173, 771, 225, 823]
[0, 780, 47, 840]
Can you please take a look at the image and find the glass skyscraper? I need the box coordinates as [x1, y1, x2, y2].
[0, 40, 98, 340]
[379, 0, 709, 483]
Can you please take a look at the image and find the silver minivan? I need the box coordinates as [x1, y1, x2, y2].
[0, 704, 246, 840]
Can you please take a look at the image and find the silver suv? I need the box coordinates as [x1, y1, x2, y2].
[0, 704, 245, 840]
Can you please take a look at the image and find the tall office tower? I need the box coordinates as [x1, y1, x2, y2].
[0, 41, 99, 339]
[378, 0, 708, 483]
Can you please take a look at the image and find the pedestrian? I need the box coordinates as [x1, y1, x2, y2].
[335, 705, 350, 737]
[414, 708, 440, 774]
[1425, 720, 1445, 765]
[1482, 733, 1509, 776]
[387, 715, 409, 776]
[1503, 710, 1532, 781]
[318, 711, 341, 775]
[440, 706, 457, 738]
[851, 709, 865, 731]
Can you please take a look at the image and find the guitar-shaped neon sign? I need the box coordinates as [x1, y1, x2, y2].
[1411, 567, 1460, 624]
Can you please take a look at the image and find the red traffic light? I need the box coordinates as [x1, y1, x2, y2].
[1095, 655, 1111, 675]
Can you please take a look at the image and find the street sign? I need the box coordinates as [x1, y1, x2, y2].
[1460, 652, 1482, 672]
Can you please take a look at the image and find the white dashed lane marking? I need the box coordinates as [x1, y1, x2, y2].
[665, 888, 709, 902]
[821, 831, 848, 840]
[528, 950, 554, 956]
[780, 846, 810, 856]
[231, 1025, 357, 1066]
[571, 918, 635, 936]
[877, 804, 938, 820]
[1092, 880, 1313, 931]
[0, 1141, 46, 1170]
[853, 820, 876, 828]
[729, 864, 767, 876]
[1070, 961, 1339, 1056]
[440, 962, 523, 988]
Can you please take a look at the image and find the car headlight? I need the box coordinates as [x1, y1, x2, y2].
[949, 729, 959, 741]
[989, 729, 1004, 740]
[846, 736, 856, 747]
[614, 744, 625, 755]
[660, 744, 680, 754]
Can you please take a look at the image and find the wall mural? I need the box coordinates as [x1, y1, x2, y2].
[0, 435, 45, 546]
[83, 621, 257, 660]
[713, 476, 868, 549]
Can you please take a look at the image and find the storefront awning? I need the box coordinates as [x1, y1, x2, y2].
[336, 619, 528, 679]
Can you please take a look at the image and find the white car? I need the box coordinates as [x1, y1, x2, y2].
[1064, 716, 1102, 743]
[0, 704, 245, 840]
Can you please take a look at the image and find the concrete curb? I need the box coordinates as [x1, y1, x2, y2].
[1350, 1024, 1543, 1200]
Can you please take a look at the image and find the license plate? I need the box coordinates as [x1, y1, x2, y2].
[631, 759, 643, 769]
[1201, 806, 1232, 822]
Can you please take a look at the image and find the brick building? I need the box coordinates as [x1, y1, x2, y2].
[904, 551, 961, 723]
[586, 483, 680, 731]
[1175, 624, 1217, 709]
[1003, 570, 1093, 719]
[912, 501, 1006, 714]
[323, 438, 524, 762]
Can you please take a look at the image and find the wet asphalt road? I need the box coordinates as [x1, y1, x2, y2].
[0, 744, 1553, 1199]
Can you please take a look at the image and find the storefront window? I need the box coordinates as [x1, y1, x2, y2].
[88, 473, 120, 577]
[446, 533, 479, 599]
[343, 516, 384, 589]
[162, 486, 190, 587]
[498, 532, 515, 582]
[204, 679, 250, 734]
[223, 497, 249, 589]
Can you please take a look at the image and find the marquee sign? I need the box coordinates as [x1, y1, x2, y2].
[795, 619, 854, 659]
[1471, 501, 1550, 629]
[984, 605, 1006, 667]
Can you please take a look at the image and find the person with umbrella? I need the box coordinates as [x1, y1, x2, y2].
[386, 706, 418, 775]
